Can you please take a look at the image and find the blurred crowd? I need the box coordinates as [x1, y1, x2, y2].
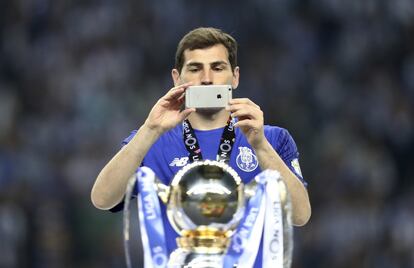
[1, 0, 413, 267]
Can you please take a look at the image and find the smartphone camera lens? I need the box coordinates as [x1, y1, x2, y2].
[217, 94, 222, 99]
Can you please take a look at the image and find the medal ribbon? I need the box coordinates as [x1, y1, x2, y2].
[183, 116, 235, 163]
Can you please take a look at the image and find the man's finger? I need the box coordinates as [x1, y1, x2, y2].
[229, 98, 260, 109]
[179, 108, 196, 121]
[226, 103, 251, 112]
[169, 82, 193, 92]
[164, 82, 193, 100]
[177, 92, 186, 102]
[234, 119, 254, 128]
[231, 109, 257, 119]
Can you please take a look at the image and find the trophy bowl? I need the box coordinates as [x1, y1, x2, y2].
[166, 160, 245, 265]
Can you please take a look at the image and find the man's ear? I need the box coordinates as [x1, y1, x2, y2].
[171, 69, 180, 87]
[232, 66, 240, 89]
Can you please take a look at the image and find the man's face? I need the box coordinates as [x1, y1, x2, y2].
[172, 44, 239, 89]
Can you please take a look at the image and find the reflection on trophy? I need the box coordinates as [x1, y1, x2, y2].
[160, 161, 245, 267]
[124, 160, 293, 268]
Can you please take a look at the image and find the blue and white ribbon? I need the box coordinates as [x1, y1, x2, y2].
[224, 169, 285, 268]
[136, 167, 168, 268]
[223, 181, 266, 268]
[262, 170, 284, 267]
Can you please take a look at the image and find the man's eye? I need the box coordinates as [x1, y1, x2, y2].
[188, 68, 199, 73]
[213, 67, 224, 71]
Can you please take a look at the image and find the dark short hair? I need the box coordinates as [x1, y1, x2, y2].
[175, 27, 238, 73]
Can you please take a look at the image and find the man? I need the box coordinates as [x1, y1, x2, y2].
[91, 27, 311, 265]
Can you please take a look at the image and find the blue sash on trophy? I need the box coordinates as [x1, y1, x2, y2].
[136, 167, 168, 268]
[224, 170, 284, 268]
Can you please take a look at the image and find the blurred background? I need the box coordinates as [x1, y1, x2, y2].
[1, 0, 413, 267]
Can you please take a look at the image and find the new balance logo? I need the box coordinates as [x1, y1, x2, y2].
[169, 157, 189, 167]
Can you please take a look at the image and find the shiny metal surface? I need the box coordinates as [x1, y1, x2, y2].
[167, 160, 244, 236]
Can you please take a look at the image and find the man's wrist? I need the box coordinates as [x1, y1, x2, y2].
[141, 123, 165, 140]
[125, 123, 162, 160]
[250, 134, 273, 152]
[142, 120, 165, 137]
[250, 136, 271, 152]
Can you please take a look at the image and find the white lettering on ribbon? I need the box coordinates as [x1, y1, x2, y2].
[136, 167, 168, 268]
[263, 171, 284, 267]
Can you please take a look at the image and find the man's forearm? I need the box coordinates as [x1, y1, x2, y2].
[91, 125, 161, 210]
[253, 139, 311, 226]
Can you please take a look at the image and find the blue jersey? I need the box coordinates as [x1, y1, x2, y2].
[114, 124, 306, 267]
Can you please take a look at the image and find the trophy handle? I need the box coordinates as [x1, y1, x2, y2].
[244, 179, 258, 198]
[278, 178, 293, 268]
[154, 177, 170, 204]
[123, 173, 138, 268]
[124, 171, 165, 268]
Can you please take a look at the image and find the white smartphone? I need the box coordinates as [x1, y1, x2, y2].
[185, 85, 232, 109]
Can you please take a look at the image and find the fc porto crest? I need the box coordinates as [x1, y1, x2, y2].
[236, 146, 258, 172]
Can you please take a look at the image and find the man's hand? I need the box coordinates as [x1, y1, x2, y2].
[227, 98, 265, 148]
[144, 83, 195, 134]
[91, 83, 195, 210]
[228, 98, 311, 225]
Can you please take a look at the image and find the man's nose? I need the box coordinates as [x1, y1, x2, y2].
[201, 69, 213, 85]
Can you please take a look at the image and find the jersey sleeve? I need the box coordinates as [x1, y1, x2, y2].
[268, 127, 308, 187]
[121, 130, 138, 146]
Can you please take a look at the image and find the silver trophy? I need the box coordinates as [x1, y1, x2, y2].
[124, 160, 293, 268]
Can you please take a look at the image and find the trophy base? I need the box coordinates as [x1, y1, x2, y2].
[168, 248, 226, 268]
